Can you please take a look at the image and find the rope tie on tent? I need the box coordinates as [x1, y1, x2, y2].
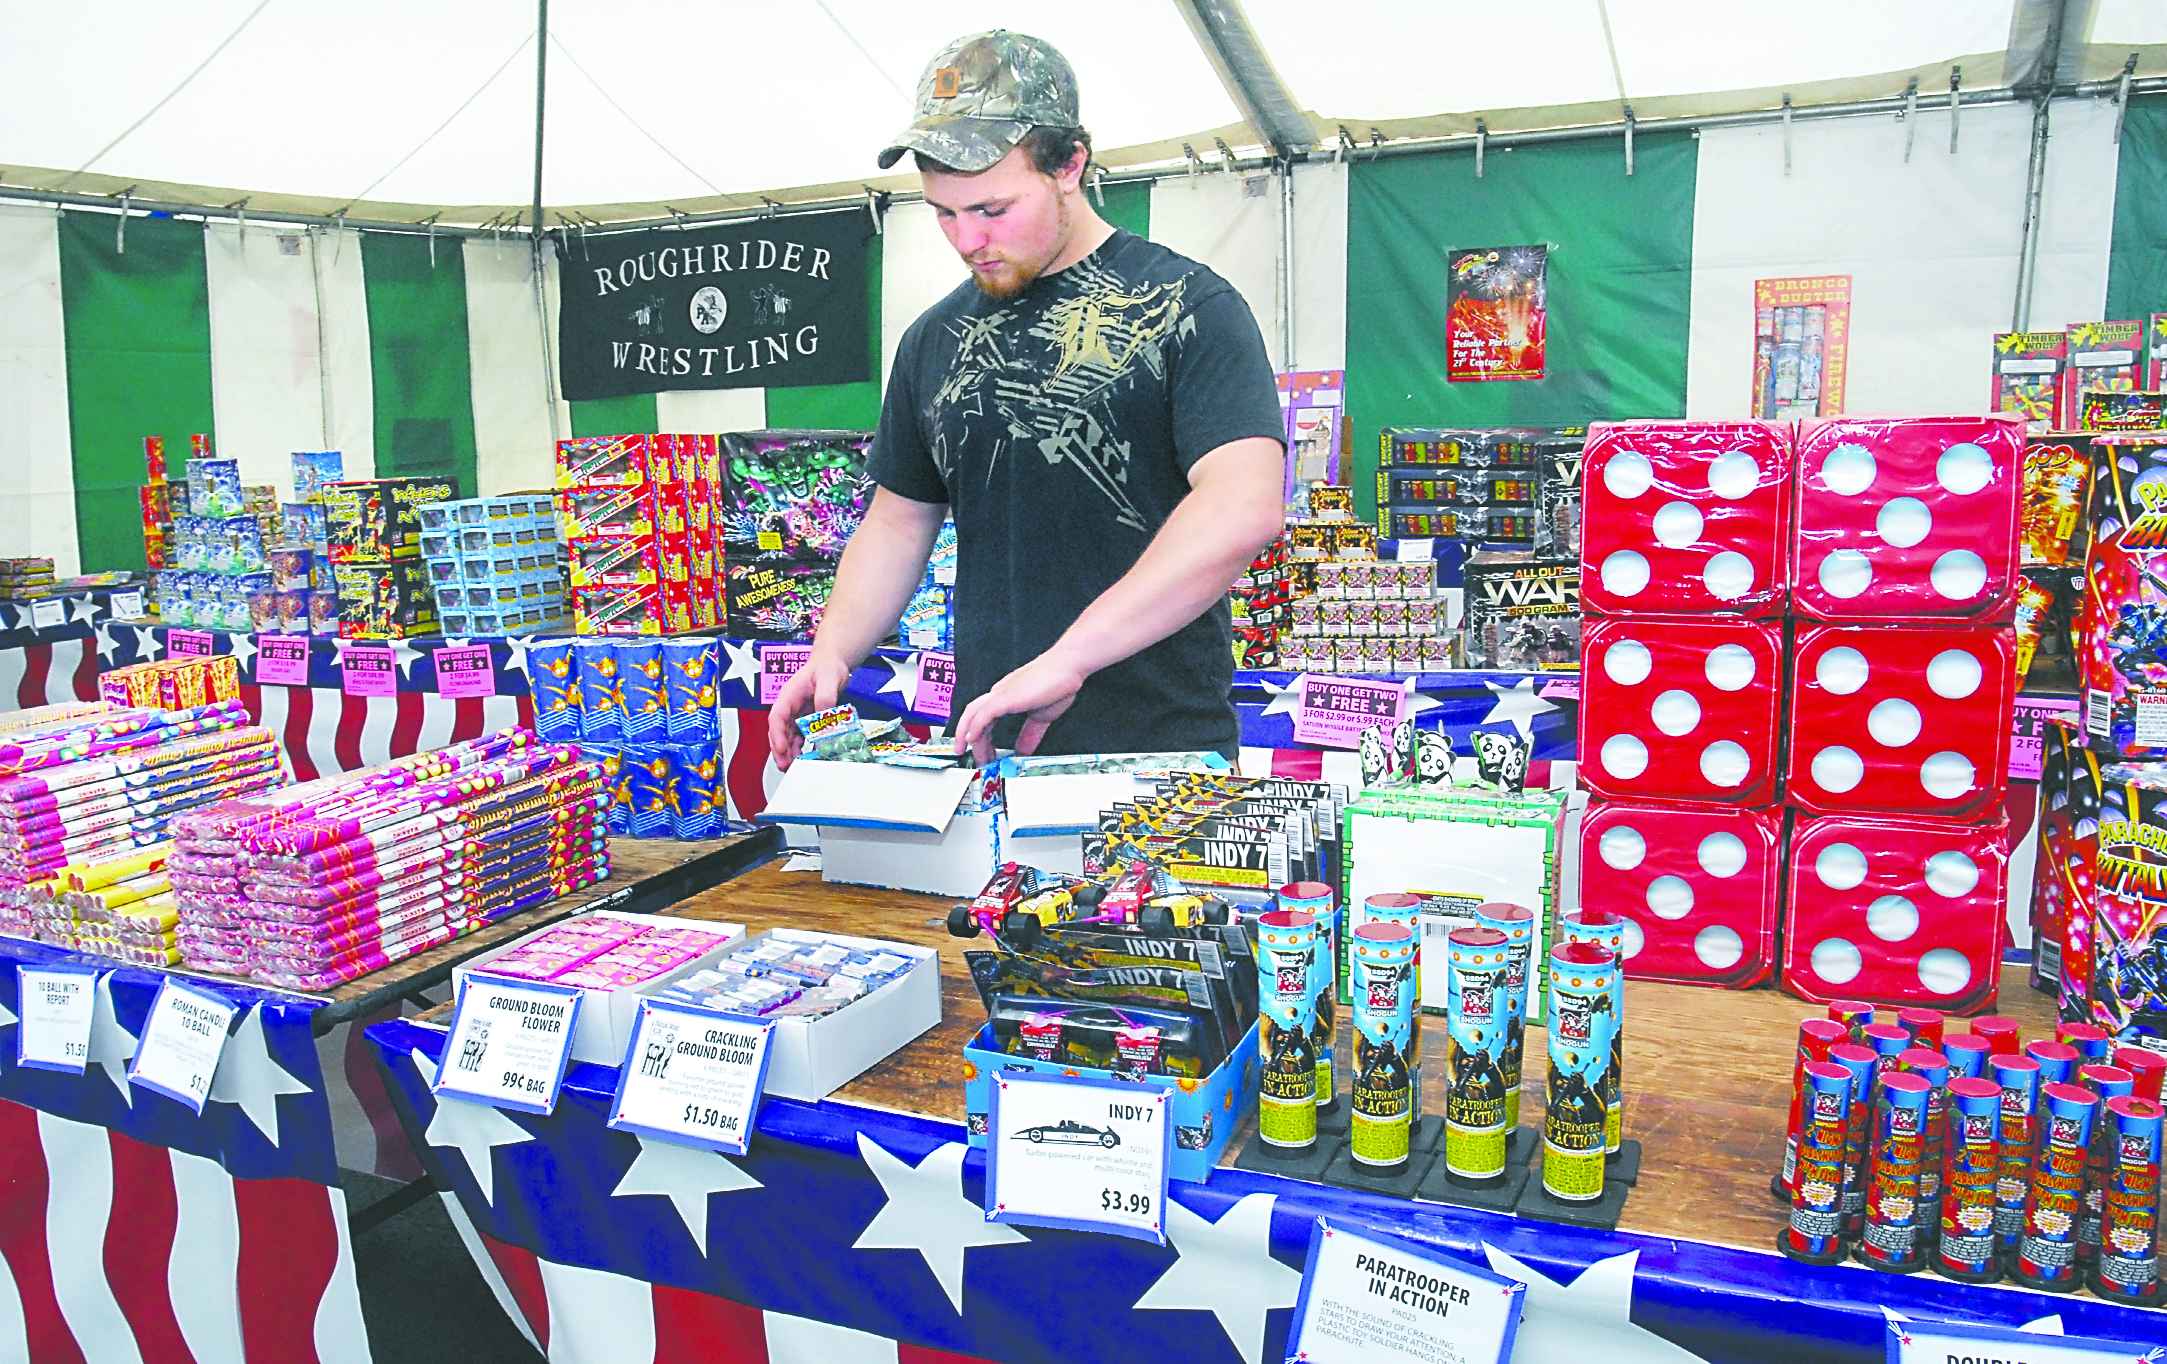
[1215, 138, 1237, 175]
[229, 197, 250, 246]
[1901, 77, 1919, 162]
[1182, 143, 1203, 178]
[1475, 119, 1487, 178]
[1622, 105, 1635, 176]
[1948, 67, 1961, 153]
[1085, 170, 1103, 211]
[761, 197, 780, 220]
[667, 207, 689, 232]
[1367, 129, 1384, 160]
[111, 188, 136, 254]
[422, 213, 442, 268]
[1781, 94, 1793, 175]
[2114, 52, 2140, 144]
[1334, 127, 1353, 166]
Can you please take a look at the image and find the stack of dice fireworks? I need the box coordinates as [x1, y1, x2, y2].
[1776, 1001, 2164, 1304]
[168, 730, 609, 990]
[1577, 416, 2022, 1008]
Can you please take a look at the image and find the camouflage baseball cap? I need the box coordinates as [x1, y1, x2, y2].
[877, 31, 1081, 173]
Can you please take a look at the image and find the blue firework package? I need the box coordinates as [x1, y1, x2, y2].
[718, 430, 873, 557]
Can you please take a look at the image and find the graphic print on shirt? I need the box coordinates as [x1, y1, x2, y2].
[929, 260, 1192, 533]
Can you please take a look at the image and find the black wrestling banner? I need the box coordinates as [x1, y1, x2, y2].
[556, 210, 870, 400]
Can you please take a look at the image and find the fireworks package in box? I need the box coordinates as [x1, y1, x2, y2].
[2061, 321, 2145, 426]
[1579, 616, 1785, 807]
[1532, 432, 1584, 558]
[1989, 331, 2067, 433]
[2080, 434, 2167, 759]
[322, 477, 458, 563]
[718, 430, 873, 558]
[1792, 415, 2023, 623]
[1580, 420, 1793, 618]
[1784, 623, 2015, 820]
[1579, 798, 1783, 987]
[1461, 558, 1580, 670]
[331, 561, 436, 639]
[2078, 390, 2167, 433]
[2076, 764, 2167, 1043]
[724, 553, 837, 642]
[1780, 812, 2009, 1014]
[2030, 719, 2101, 1011]
[1377, 428, 1537, 470]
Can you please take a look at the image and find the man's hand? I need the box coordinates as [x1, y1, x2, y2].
[951, 653, 1088, 765]
[766, 653, 856, 770]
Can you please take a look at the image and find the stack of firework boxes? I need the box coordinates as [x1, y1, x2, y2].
[558, 434, 721, 635]
[1577, 416, 2023, 1013]
[1989, 317, 2167, 435]
[322, 469, 460, 638]
[717, 431, 873, 640]
[528, 636, 726, 841]
[148, 436, 295, 631]
[418, 494, 566, 636]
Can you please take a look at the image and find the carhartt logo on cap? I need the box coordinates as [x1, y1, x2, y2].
[933, 67, 962, 98]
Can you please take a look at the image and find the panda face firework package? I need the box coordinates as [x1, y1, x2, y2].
[2081, 434, 2167, 758]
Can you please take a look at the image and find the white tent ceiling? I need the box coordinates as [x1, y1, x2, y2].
[7, 0, 2167, 226]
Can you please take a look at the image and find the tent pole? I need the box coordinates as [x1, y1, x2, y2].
[531, 0, 548, 248]
[530, 0, 560, 443]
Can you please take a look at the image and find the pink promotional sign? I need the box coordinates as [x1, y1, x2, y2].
[758, 645, 812, 706]
[2009, 695, 2079, 783]
[434, 645, 496, 699]
[917, 652, 956, 720]
[1538, 677, 1581, 701]
[255, 635, 311, 687]
[341, 644, 397, 698]
[166, 630, 214, 658]
[1292, 674, 1408, 750]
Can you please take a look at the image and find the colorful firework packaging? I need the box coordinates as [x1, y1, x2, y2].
[2093, 1094, 2164, 1304]
[1897, 1048, 1951, 1237]
[1942, 1033, 1993, 1080]
[1542, 942, 1617, 1204]
[1781, 1061, 1851, 1264]
[1827, 998, 1874, 1041]
[1990, 1053, 2043, 1255]
[2014, 1082, 2101, 1290]
[2083, 764, 2167, 1039]
[2060, 1021, 2114, 1061]
[1256, 910, 1319, 1151]
[1475, 902, 1534, 1129]
[1779, 1018, 1850, 1199]
[1858, 1071, 1933, 1271]
[1363, 892, 1424, 1108]
[2076, 1063, 2135, 1264]
[660, 637, 719, 743]
[1829, 1042, 1877, 1238]
[1277, 881, 1338, 1112]
[1935, 1076, 2004, 1282]
[1972, 1014, 2023, 1056]
[1561, 908, 1626, 1153]
[2027, 1038, 2081, 1086]
[1895, 1008, 1945, 1051]
[1445, 927, 1513, 1183]
[2079, 435, 2167, 761]
[2018, 432, 2091, 562]
[2115, 1044, 2167, 1100]
[716, 431, 873, 558]
[1348, 923, 1417, 1172]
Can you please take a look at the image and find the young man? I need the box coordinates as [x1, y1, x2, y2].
[767, 30, 1286, 768]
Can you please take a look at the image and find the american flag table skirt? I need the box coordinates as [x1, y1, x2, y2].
[367, 1019, 2156, 1364]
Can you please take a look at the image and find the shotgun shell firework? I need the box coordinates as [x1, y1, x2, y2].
[1364, 892, 1423, 1109]
[1970, 1015, 2022, 1056]
[2092, 1094, 2164, 1305]
[1896, 1008, 1944, 1051]
[1279, 882, 1338, 1114]
[1781, 1061, 1853, 1264]
[1942, 1034, 1993, 1081]
[2113, 1045, 2167, 1102]
[1990, 1053, 2042, 1255]
[1561, 907, 1626, 1153]
[1827, 999, 1874, 1042]
[2057, 1023, 2112, 1064]
[1444, 926, 1513, 1184]
[1935, 1076, 2004, 1282]
[1475, 902, 1535, 1131]
[2025, 1039, 2080, 1087]
[1898, 1048, 1951, 1237]
[1543, 942, 1618, 1204]
[2076, 1064, 2135, 1263]
[1255, 910, 1319, 1151]
[2012, 1082, 2101, 1290]
[1857, 1071, 1933, 1271]
[1829, 1042, 1878, 1238]
[1348, 922, 1417, 1172]
[1778, 1018, 1851, 1200]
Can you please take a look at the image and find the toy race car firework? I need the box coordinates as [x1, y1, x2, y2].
[947, 860, 1230, 948]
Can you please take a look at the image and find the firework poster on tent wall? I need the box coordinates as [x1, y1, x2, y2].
[1752, 275, 1852, 420]
[1446, 246, 1547, 382]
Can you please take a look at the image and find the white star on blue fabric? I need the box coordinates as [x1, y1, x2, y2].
[878, 653, 921, 712]
[132, 626, 161, 660]
[1481, 677, 1558, 738]
[94, 623, 120, 664]
[501, 635, 533, 676]
[852, 1135, 1025, 1314]
[1134, 1193, 1301, 1364]
[0, 993, 16, 1029]
[1482, 1246, 1709, 1363]
[68, 596, 102, 625]
[412, 1050, 536, 1206]
[393, 639, 428, 678]
[0, 605, 19, 632]
[227, 633, 257, 672]
[720, 639, 761, 692]
[206, 1003, 310, 1147]
[609, 1134, 763, 1247]
[1258, 677, 1304, 719]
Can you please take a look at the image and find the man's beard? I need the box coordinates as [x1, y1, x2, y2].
[969, 194, 1071, 298]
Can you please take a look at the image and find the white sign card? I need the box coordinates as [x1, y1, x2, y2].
[432, 971, 583, 1115]
[1285, 1216, 1526, 1364]
[16, 964, 100, 1074]
[30, 599, 65, 630]
[606, 998, 775, 1156]
[985, 1070, 1170, 1245]
[1886, 1320, 2162, 1364]
[127, 979, 240, 1113]
[112, 589, 144, 620]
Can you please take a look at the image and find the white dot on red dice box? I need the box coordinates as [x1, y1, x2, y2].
[1604, 451, 1654, 499]
[1819, 550, 1873, 599]
[1599, 825, 1646, 870]
[1653, 501, 1703, 548]
[1822, 444, 1877, 496]
[1817, 842, 1869, 890]
[1877, 497, 1932, 548]
[1924, 850, 1980, 897]
[1867, 893, 1919, 941]
[1695, 925, 1745, 970]
[1648, 876, 1694, 919]
[1707, 450, 1759, 500]
[1917, 947, 1973, 996]
[1700, 741, 1750, 786]
[1927, 649, 1983, 699]
[1817, 647, 1870, 694]
[1811, 936, 1865, 984]
[1703, 552, 1754, 601]
[1705, 644, 1756, 691]
[1621, 917, 1645, 959]
[1604, 638, 1653, 685]
[1602, 550, 1651, 597]
[1651, 689, 1701, 736]
[1920, 750, 1976, 798]
[1932, 550, 1988, 600]
[1937, 442, 1994, 496]
[1812, 744, 1865, 792]
[1698, 832, 1748, 877]
[1868, 698, 1922, 748]
[1601, 734, 1649, 778]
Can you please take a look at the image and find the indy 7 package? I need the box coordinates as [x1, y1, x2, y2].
[1462, 557, 1581, 671]
[2081, 434, 2167, 758]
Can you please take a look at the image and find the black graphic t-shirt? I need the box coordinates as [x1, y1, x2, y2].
[870, 229, 1285, 757]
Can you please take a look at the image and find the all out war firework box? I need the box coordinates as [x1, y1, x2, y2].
[1461, 557, 1581, 671]
[2081, 434, 2167, 758]
[2078, 765, 2167, 1045]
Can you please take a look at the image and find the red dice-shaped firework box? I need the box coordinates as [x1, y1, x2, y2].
[1780, 812, 2009, 1014]
[1580, 799, 1782, 987]
[1580, 420, 1792, 618]
[1791, 414, 2023, 622]
[1580, 617, 1785, 806]
[1785, 623, 2015, 819]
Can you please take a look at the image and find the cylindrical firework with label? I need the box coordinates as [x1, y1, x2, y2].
[1365, 892, 1423, 1108]
[1971, 1015, 2022, 1057]
[1561, 908, 1626, 1154]
[2092, 1095, 2164, 1305]
[1857, 1071, 1934, 1271]
[1990, 1053, 2043, 1256]
[573, 637, 622, 741]
[526, 638, 581, 742]
[1778, 1018, 1851, 1201]
[1895, 1008, 1944, 1051]
[2026, 1039, 2080, 1087]
[614, 639, 667, 740]
[1898, 1048, 1951, 1237]
[2076, 1064, 2135, 1264]
[1781, 1061, 1852, 1264]
[2013, 1082, 2101, 1290]
[1477, 902, 1536, 1132]
[1349, 922, 1417, 1172]
[1936, 1076, 2004, 1282]
[1279, 882, 1338, 1114]
[2057, 1022, 2113, 1064]
[1829, 1042, 1877, 1239]
[1942, 1034, 1993, 1081]
[1255, 910, 1319, 1151]
[1445, 927, 1512, 1184]
[1544, 942, 1618, 1204]
[660, 636, 718, 742]
[1827, 999, 1874, 1042]
[2113, 1045, 2167, 1103]
[1863, 1023, 1911, 1075]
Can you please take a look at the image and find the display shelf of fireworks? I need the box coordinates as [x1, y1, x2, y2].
[1776, 1002, 2165, 1306]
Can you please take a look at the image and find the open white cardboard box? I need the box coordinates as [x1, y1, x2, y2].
[452, 910, 748, 1065]
[760, 761, 996, 898]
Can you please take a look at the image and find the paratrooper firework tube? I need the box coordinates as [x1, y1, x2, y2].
[1941, 1034, 1993, 1081]
[1363, 892, 1423, 1110]
[1897, 1048, 1951, 1236]
[1895, 1008, 1944, 1051]
[1935, 1076, 2004, 1283]
[1279, 882, 1337, 1114]
[1970, 1015, 2022, 1056]
[1989, 1053, 2042, 1256]
[2056, 1022, 2112, 1064]
[1349, 922, 1417, 1172]
[1781, 1061, 1851, 1264]
[1826, 999, 1873, 1042]
[2025, 1039, 2080, 1087]
[2013, 1082, 2100, 1290]
[1543, 942, 1617, 1203]
[2112, 1045, 2166, 1102]
[1444, 927, 1511, 1184]
[1857, 1071, 1933, 1272]
[1475, 902, 1535, 1133]
[2091, 1095, 2164, 1305]
[1561, 907, 1626, 1154]
[1829, 1042, 1877, 1239]
[1255, 910, 1318, 1151]
[2075, 1063, 2134, 1264]
[1778, 1018, 1848, 1201]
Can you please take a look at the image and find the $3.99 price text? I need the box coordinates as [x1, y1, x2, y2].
[1101, 1189, 1152, 1215]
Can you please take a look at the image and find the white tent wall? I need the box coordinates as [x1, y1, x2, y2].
[0, 205, 78, 576]
[878, 201, 969, 387]
[312, 229, 376, 482]
[1150, 172, 1289, 370]
[1685, 97, 2121, 420]
[206, 222, 328, 492]
[656, 389, 766, 434]
[1289, 160, 1350, 371]
[463, 236, 566, 495]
